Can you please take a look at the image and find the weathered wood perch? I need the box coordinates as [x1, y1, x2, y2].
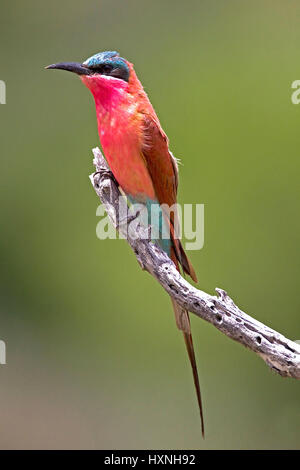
[90, 147, 300, 379]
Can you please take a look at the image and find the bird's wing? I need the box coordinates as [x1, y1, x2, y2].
[141, 113, 197, 282]
[142, 114, 178, 209]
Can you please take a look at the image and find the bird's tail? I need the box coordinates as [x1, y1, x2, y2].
[170, 246, 205, 438]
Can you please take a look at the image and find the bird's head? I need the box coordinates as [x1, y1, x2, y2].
[46, 51, 133, 100]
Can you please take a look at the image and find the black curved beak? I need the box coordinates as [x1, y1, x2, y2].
[45, 62, 92, 75]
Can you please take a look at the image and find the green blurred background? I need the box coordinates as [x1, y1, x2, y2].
[0, 0, 299, 449]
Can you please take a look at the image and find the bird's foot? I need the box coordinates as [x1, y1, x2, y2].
[93, 169, 118, 187]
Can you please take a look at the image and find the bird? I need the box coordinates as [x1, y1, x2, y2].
[46, 51, 205, 437]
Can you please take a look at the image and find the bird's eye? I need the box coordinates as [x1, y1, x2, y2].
[102, 64, 113, 74]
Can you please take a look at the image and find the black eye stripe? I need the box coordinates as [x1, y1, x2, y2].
[90, 63, 113, 73]
[88, 62, 129, 82]
[102, 64, 113, 73]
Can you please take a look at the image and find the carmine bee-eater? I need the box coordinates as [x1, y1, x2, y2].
[46, 51, 205, 436]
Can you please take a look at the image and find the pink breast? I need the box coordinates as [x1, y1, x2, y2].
[99, 110, 155, 198]
[81, 74, 156, 200]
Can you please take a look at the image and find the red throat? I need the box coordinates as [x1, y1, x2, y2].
[80, 74, 128, 111]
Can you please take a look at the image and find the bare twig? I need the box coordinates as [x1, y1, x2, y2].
[89, 147, 300, 379]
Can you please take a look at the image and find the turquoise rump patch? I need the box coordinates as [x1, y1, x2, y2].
[127, 196, 171, 255]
